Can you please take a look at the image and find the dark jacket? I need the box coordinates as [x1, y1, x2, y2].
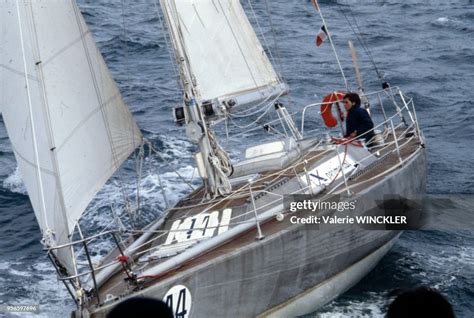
[345, 105, 375, 143]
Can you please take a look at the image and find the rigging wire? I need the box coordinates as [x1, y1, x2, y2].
[120, 0, 130, 86]
[144, 139, 196, 192]
[335, 1, 387, 86]
[18, 1, 53, 235]
[313, 4, 349, 90]
[229, 89, 284, 118]
[222, 1, 300, 140]
[229, 114, 292, 140]
[228, 102, 275, 129]
[261, 0, 283, 77]
[256, 0, 299, 128]
[120, 0, 144, 222]
[246, 0, 278, 70]
[153, 0, 182, 100]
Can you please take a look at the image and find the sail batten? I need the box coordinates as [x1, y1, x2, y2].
[161, 0, 286, 108]
[1, 1, 142, 274]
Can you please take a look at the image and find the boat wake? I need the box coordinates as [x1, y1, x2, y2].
[315, 292, 385, 318]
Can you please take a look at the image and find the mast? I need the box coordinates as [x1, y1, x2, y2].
[159, 0, 298, 195]
[159, 1, 226, 196]
[161, 0, 220, 196]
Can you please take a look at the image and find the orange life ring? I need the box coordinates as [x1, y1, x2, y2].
[320, 91, 346, 128]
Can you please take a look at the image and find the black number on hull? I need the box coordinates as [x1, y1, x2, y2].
[165, 287, 189, 317]
[175, 288, 187, 317]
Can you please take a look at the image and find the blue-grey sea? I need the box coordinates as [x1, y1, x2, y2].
[1, 0, 473, 317]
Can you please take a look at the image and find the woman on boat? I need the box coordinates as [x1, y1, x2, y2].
[343, 92, 375, 144]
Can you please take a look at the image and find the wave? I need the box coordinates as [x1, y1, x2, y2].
[2, 167, 27, 195]
[100, 35, 161, 54]
[431, 16, 474, 33]
[0, 260, 72, 318]
[317, 292, 386, 317]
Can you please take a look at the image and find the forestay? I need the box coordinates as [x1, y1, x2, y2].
[0, 1, 142, 274]
[161, 0, 287, 109]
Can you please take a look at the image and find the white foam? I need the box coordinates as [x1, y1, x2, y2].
[458, 245, 474, 265]
[397, 242, 474, 292]
[317, 293, 385, 318]
[160, 136, 194, 161]
[0, 260, 73, 318]
[437, 17, 449, 23]
[0, 261, 30, 278]
[2, 167, 27, 195]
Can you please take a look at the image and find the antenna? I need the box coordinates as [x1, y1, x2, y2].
[348, 40, 370, 113]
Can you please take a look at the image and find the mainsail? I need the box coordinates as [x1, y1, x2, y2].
[161, 0, 287, 110]
[0, 1, 142, 274]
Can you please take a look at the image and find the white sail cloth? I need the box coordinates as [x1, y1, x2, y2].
[161, 0, 286, 107]
[0, 1, 142, 274]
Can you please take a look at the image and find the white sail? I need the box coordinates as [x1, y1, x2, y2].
[161, 0, 287, 108]
[0, 1, 142, 274]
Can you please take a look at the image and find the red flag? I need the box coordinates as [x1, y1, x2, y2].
[315, 25, 328, 47]
[311, 0, 320, 11]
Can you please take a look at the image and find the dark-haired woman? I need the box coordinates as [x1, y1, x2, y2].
[343, 92, 375, 144]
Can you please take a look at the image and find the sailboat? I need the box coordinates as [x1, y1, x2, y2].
[1, 0, 426, 317]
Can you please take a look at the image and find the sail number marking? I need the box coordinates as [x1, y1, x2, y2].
[164, 285, 192, 318]
[164, 208, 232, 245]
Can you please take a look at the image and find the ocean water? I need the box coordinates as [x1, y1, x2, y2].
[1, 0, 473, 317]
